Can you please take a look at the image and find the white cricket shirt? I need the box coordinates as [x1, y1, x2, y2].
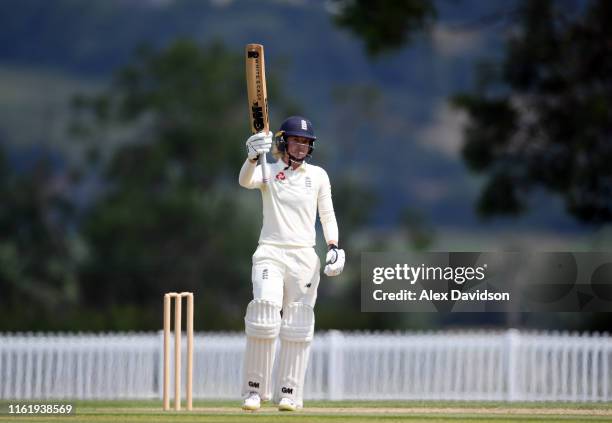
[239, 158, 338, 247]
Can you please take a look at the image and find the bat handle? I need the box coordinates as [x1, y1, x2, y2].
[260, 152, 269, 183]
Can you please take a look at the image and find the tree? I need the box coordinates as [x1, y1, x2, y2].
[72, 40, 265, 330]
[0, 145, 81, 330]
[454, 0, 612, 223]
[333, 0, 612, 224]
[332, 0, 436, 55]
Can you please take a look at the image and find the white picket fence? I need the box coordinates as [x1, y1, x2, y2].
[0, 330, 611, 402]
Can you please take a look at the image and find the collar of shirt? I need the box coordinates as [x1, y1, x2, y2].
[277, 159, 308, 172]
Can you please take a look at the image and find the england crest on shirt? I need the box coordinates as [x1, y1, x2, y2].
[275, 171, 287, 183]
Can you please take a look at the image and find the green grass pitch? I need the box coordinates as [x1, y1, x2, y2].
[1, 400, 611, 423]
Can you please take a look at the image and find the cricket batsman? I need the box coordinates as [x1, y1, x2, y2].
[238, 116, 345, 411]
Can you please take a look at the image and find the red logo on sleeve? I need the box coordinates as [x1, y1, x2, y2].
[275, 171, 286, 181]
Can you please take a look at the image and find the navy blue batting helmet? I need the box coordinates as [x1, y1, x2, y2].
[275, 116, 317, 161]
[277, 116, 316, 141]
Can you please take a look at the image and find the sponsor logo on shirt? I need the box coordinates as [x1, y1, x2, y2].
[275, 171, 286, 182]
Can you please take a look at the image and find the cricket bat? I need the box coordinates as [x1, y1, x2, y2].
[245, 43, 270, 184]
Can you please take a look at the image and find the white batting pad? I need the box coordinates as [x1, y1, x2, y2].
[275, 302, 315, 407]
[245, 299, 281, 338]
[243, 299, 281, 401]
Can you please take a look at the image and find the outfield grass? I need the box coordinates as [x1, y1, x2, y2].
[1, 400, 611, 423]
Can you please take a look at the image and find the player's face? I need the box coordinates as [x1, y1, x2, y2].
[286, 136, 311, 159]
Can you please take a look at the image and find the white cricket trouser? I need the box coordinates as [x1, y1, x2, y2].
[251, 244, 321, 308]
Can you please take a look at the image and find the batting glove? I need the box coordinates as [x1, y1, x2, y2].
[246, 131, 272, 161]
[324, 245, 345, 277]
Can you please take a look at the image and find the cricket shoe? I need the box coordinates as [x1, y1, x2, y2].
[242, 392, 261, 411]
[278, 397, 298, 412]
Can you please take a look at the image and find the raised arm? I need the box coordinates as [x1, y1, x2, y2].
[239, 132, 272, 189]
[239, 158, 263, 189]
